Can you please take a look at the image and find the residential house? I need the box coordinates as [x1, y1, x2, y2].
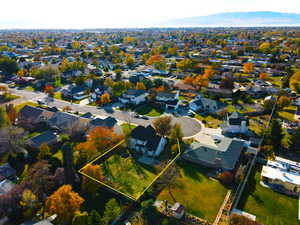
[47, 112, 89, 135]
[18, 105, 54, 128]
[221, 112, 249, 136]
[119, 89, 148, 105]
[61, 85, 87, 100]
[156, 91, 180, 110]
[129, 125, 167, 157]
[261, 157, 300, 196]
[0, 163, 16, 181]
[189, 95, 227, 115]
[28, 131, 59, 149]
[182, 137, 245, 170]
[0, 179, 15, 196]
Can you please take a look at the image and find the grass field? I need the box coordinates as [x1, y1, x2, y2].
[121, 123, 137, 135]
[101, 152, 157, 199]
[238, 167, 299, 225]
[136, 104, 163, 117]
[278, 105, 297, 122]
[157, 162, 227, 223]
[53, 91, 62, 100]
[195, 113, 223, 128]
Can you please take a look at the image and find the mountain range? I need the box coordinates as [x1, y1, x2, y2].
[161, 11, 300, 27]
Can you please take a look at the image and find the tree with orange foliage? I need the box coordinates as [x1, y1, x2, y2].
[146, 54, 167, 70]
[203, 66, 214, 79]
[243, 62, 254, 74]
[81, 164, 104, 194]
[17, 69, 27, 77]
[153, 85, 165, 93]
[183, 76, 194, 85]
[193, 75, 208, 90]
[100, 93, 111, 105]
[44, 84, 54, 96]
[75, 127, 123, 163]
[136, 82, 146, 90]
[5, 104, 17, 124]
[259, 72, 268, 80]
[45, 185, 84, 224]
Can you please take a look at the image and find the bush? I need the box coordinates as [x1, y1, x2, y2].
[218, 171, 234, 185]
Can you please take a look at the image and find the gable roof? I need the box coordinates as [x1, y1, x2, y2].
[19, 105, 44, 119]
[90, 117, 117, 128]
[125, 89, 146, 97]
[0, 163, 16, 181]
[131, 125, 162, 152]
[157, 92, 176, 99]
[29, 131, 58, 148]
[48, 111, 79, 128]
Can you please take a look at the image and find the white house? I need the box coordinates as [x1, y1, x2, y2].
[129, 125, 167, 157]
[221, 111, 249, 135]
[261, 157, 300, 196]
[156, 91, 180, 110]
[189, 95, 227, 114]
[170, 203, 185, 219]
[119, 89, 148, 105]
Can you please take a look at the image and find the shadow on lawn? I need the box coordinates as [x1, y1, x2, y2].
[237, 166, 260, 210]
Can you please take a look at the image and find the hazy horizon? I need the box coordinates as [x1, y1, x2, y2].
[1, 0, 300, 29]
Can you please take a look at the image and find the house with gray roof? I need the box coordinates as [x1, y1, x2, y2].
[28, 131, 59, 149]
[119, 89, 148, 105]
[182, 137, 245, 170]
[189, 95, 227, 115]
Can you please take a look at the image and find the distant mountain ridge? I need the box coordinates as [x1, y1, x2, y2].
[162, 11, 300, 27]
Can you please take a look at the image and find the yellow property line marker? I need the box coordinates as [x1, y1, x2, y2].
[79, 139, 181, 201]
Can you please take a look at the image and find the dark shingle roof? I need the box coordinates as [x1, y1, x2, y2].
[19, 105, 44, 119]
[90, 117, 117, 128]
[131, 125, 162, 152]
[126, 89, 146, 97]
[30, 131, 57, 148]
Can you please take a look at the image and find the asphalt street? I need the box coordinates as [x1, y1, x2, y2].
[2, 84, 202, 137]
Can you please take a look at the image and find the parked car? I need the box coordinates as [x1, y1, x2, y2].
[141, 115, 149, 120]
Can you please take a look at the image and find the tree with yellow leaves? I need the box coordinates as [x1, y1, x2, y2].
[45, 185, 84, 224]
[124, 54, 135, 67]
[290, 71, 300, 93]
[20, 189, 40, 218]
[136, 82, 146, 90]
[17, 69, 27, 77]
[81, 164, 104, 194]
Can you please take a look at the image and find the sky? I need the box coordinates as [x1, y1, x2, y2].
[1, 0, 300, 28]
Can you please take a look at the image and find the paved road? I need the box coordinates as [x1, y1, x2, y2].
[2, 85, 202, 137]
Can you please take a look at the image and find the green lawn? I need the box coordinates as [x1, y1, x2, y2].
[101, 152, 157, 199]
[268, 76, 282, 87]
[24, 86, 35, 91]
[121, 123, 137, 136]
[238, 167, 299, 225]
[2, 94, 20, 102]
[53, 92, 62, 100]
[278, 105, 297, 122]
[136, 104, 163, 117]
[157, 162, 228, 223]
[195, 114, 223, 128]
